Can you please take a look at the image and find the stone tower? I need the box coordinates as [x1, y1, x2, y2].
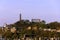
[20, 14, 22, 21]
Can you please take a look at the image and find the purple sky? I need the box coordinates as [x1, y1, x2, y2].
[0, 0, 60, 26]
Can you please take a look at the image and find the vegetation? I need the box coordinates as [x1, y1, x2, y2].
[1, 20, 60, 39]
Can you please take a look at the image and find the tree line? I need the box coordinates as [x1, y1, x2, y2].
[0, 20, 60, 39]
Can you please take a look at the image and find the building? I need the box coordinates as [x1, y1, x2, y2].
[31, 19, 40, 22]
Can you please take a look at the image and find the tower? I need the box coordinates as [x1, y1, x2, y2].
[20, 13, 22, 21]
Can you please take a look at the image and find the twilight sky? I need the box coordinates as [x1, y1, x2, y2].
[0, 0, 60, 26]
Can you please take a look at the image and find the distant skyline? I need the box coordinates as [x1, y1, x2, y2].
[0, 0, 60, 26]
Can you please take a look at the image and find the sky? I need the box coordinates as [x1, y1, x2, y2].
[0, 0, 60, 26]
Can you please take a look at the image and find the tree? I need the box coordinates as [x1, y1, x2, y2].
[2, 30, 12, 40]
[46, 22, 60, 29]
